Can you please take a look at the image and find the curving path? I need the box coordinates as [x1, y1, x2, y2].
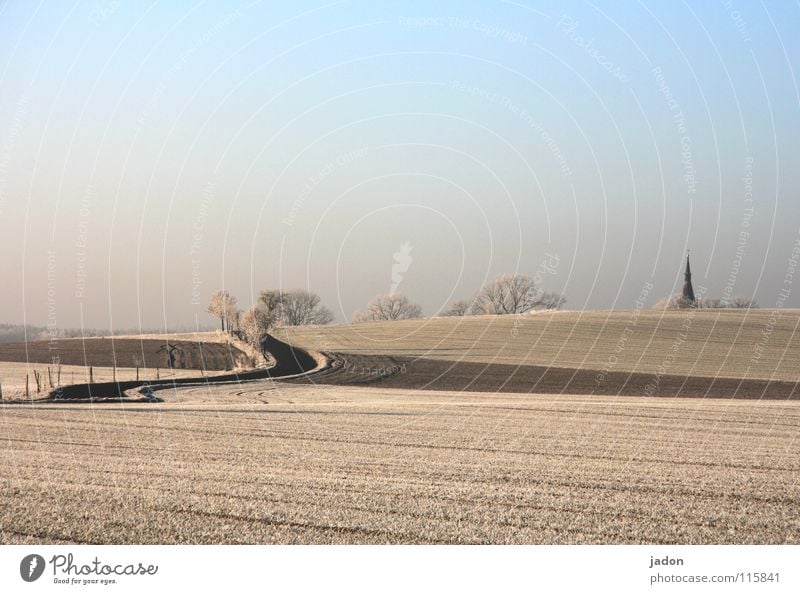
[41, 335, 321, 402]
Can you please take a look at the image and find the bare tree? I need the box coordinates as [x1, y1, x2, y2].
[229, 308, 241, 332]
[352, 293, 423, 323]
[240, 305, 275, 359]
[728, 295, 758, 309]
[536, 291, 567, 310]
[439, 299, 472, 317]
[207, 290, 235, 331]
[277, 289, 334, 326]
[471, 274, 564, 315]
[258, 289, 334, 326]
[223, 295, 239, 333]
[259, 289, 283, 315]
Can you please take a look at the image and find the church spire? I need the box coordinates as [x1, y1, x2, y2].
[682, 252, 695, 304]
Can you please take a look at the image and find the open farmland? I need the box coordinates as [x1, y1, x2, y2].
[1, 311, 799, 544]
[278, 309, 800, 381]
[0, 387, 798, 544]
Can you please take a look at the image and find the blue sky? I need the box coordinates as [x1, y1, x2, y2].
[0, 1, 798, 328]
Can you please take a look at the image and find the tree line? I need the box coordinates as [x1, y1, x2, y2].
[654, 293, 758, 309]
[207, 273, 567, 355]
[208, 272, 761, 359]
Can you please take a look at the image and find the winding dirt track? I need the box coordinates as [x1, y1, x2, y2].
[43, 335, 320, 401]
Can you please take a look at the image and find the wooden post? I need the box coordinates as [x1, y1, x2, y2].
[34, 370, 41, 393]
[89, 366, 93, 384]
[57, 365, 62, 387]
[0, 381, 3, 400]
[156, 367, 160, 380]
[47, 366, 53, 388]
[136, 366, 139, 381]
[25, 374, 29, 399]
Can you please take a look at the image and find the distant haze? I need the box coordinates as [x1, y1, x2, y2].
[0, 1, 798, 329]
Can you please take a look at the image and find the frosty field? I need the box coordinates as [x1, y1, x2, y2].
[1, 311, 798, 544]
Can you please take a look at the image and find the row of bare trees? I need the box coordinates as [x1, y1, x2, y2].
[211, 273, 566, 355]
[207, 288, 335, 336]
[654, 294, 758, 309]
[348, 273, 565, 323]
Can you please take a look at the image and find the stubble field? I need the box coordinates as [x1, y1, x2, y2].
[1, 311, 798, 544]
[277, 309, 800, 380]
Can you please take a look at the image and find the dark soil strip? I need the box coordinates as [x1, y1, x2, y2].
[0, 338, 247, 371]
[293, 354, 800, 400]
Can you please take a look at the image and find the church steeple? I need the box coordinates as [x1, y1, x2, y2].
[682, 252, 695, 304]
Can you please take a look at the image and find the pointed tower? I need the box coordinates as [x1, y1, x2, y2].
[682, 253, 696, 304]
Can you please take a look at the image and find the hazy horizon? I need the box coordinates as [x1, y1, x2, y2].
[1, 1, 798, 330]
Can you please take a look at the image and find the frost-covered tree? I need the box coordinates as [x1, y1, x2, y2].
[352, 293, 423, 322]
[471, 274, 565, 315]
